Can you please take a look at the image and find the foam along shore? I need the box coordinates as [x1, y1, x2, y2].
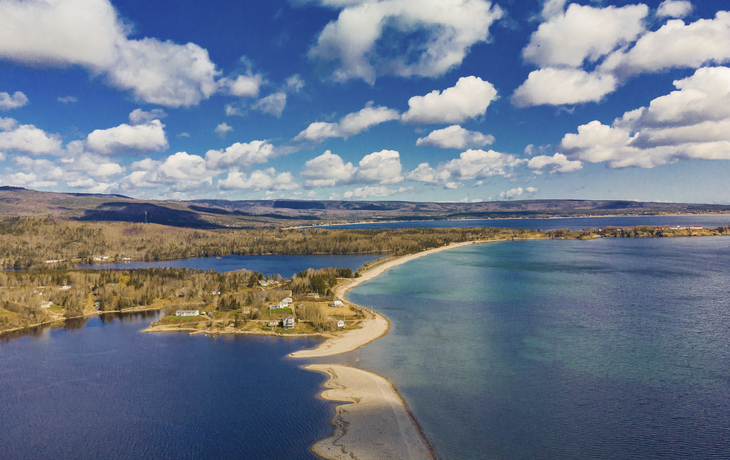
[306, 364, 435, 460]
[290, 240, 488, 358]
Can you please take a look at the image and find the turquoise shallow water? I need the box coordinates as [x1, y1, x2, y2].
[345, 237, 730, 460]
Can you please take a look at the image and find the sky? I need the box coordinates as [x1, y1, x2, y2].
[0, 0, 729, 204]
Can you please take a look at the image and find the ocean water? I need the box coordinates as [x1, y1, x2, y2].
[318, 214, 730, 231]
[344, 237, 730, 460]
[0, 312, 333, 460]
[79, 253, 383, 276]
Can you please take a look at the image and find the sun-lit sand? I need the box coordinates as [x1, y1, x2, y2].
[307, 364, 435, 460]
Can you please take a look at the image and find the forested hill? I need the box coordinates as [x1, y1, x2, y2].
[0, 187, 728, 229]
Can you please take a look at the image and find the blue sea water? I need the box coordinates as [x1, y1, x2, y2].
[0, 312, 333, 460]
[317, 214, 730, 231]
[342, 237, 730, 460]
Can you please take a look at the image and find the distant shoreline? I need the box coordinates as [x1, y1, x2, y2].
[291, 212, 730, 229]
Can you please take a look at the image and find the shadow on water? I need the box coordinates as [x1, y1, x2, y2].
[1, 309, 162, 343]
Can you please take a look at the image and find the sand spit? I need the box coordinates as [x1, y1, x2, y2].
[290, 240, 488, 358]
[307, 364, 435, 460]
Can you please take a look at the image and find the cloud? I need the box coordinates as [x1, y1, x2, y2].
[522, 3, 648, 68]
[406, 149, 524, 187]
[0, 91, 28, 110]
[0, 117, 61, 155]
[204, 140, 275, 170]
[215, 122, 234, 138]
[499, 186, 537, 200]
[218, 167, 298, 191]
[285, 74, 305, 92]
[401, 76, 497, 124]
[354, 150, 403, 184]
[600, 12, 730, 78]
[295, 103, 399, 142]
[558, 66, 730, 168]
[86, 119, 168, 154]
[344, 185, 412, 199]
[57, 96, 77, 104]
[527, 153, 583, 174]
[253, 92, 287, 117]
[306, 0, 503, 83]
[129, 108, 167, 125]
[0, 0, 219, 107]
[416, 125, 495, 149]
[224, 104, 244, 117]
[116, 151, 216, 193]
[301, 150, 356, 187]
[656, 1, 693, 19]
[512, 68, 617, 107]
[221, 74, 264, 98]
[301, 149, 405, 188]
[515, 6, 730, 106]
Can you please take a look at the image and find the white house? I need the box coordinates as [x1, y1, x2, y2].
[282, 297, 293, 304]
[337, 320, 345, 328]
[268, 319, 279, 328]
[175, 310, 199, 317]
[283, 316, 295, 329]
[332, 300, 344, 308]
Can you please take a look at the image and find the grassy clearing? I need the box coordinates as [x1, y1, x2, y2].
[268, 307, 293, 316]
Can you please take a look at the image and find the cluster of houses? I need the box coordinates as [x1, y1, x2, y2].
[332, 300, 344, 308]
[269, 316, 295, 330]
[270, 297, 293, 310]
[175, 310, 200, 317]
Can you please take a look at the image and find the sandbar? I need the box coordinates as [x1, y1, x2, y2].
[307, 364, 435, 460]
[295, 241, 490, 460]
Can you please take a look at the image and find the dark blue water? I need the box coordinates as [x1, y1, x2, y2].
[0, 312, 333, 460]
[316, 214, 730, 231]
[79, 253, 382, 276]
[343, 237, 730, 460]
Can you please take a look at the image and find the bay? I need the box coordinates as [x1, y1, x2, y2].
[79, 253, 382, 276]
[316, 214, 730, 231]
[342, 237, 730, 460]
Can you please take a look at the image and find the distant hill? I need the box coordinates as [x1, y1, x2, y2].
[1, 187, 728, 229]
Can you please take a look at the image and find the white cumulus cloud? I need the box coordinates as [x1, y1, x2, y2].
[406, 149, 524, 188]
[301, 150, 356, 188]
[306, 0, 503, 83]
[416, 125, 495, 149]
[527, 153, 583, 174]
[0, 117, 61, 155]
[558, 66, 730, 168]
[0, 0, 220, 107]
[295, 103, 399, 142]
[204, 140, 275, 170]
[402, 76, 497, 125]
[215, 122, 234, 138]
[0, 91, 28, 110]
[218, 168, 298, 191]
[499, 186, 537, 200]
[656, 1, 693, 19]
[522, 3, 648, 68]
[86, 120, 168, 155]
[512, 68, 617, 107]
[253, 92, 288, 118]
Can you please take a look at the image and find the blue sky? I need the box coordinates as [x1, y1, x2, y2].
[0, 0, 729, 203]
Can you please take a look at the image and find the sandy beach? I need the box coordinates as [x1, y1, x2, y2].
[294, 240, 490, 460]
[307, 364, 435, 460]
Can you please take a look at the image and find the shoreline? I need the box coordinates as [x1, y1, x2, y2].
[293, 240, 492, 460]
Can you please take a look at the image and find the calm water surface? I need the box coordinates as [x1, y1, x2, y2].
[79, 253, 382, 275]
[0, 313, 333, 460]
[318, 214, 730, 231]
[343, 237, 730, 460]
